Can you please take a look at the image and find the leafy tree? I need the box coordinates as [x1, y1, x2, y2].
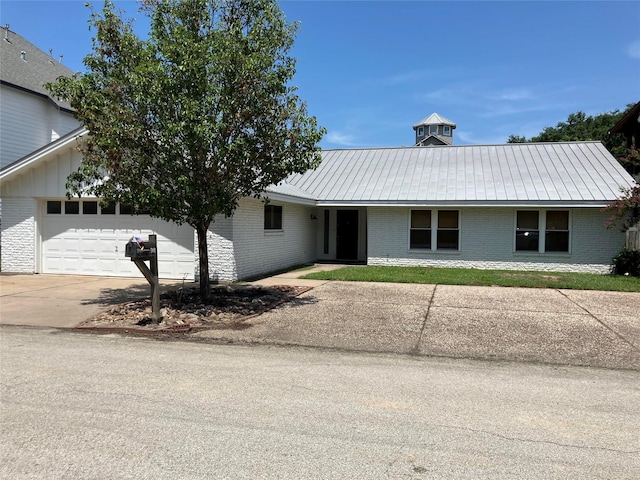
[47, 0, 325, 301]
[507, 106, 634, 160]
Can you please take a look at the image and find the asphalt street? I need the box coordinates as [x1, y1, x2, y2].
[1, 326, 639, 479]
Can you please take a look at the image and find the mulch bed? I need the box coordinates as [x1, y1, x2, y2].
[77, 284, 310, 333]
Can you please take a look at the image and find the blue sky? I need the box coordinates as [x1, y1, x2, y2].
[2, 1, 639, 149]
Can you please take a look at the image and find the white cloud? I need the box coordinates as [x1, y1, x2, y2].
[325, 131, 358, 147]
[455, 130, 510, 146]
[485, 88, 534, 101]
[627, 40, 640, 60]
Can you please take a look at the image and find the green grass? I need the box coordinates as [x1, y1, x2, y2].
[301, 266, 640, 292]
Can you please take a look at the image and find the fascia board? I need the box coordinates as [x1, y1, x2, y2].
[0, 127, 87, 182]
[260, 192, 317, 206]
[314, 200, 614, 208]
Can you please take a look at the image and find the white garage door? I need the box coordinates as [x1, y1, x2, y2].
[41, 199, 195, 279]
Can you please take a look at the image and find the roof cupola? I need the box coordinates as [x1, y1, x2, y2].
[413, 113, 456, 146]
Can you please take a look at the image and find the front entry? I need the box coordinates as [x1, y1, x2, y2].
[336, 210, 359, 260]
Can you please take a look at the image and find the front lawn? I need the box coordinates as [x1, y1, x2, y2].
[301, 266, 640, 292]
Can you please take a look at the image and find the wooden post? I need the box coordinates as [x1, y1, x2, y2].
[149, 234, 160, 322]
[131, 234, 161, 323]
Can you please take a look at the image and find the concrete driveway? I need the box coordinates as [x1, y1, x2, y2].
[1, 272, 639, 370]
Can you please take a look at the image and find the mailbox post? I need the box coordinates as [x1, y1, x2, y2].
[125, 234, 160, 322]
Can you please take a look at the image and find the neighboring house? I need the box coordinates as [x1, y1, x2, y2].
[0, 26, 80, 169]
[609, 101, 640, 151]
[0, 30, 635, 280]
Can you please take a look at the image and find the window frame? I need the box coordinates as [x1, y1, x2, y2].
[436, 210, 459, 250]
[409, 210, 432, 249]
[429, 125, 438, 135]
[417, 126, 424, 137]
[443, 125, 451, 136]
[515, 209, 571, 254]
[409, 209, 460, 252]
[264, 204, 283, 231]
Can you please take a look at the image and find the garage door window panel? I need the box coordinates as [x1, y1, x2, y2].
[47, 201, 61, 214]
[83, 201, 98, 215]
[65, 201, 79, 215]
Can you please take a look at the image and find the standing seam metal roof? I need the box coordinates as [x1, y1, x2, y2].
[268, 142, 635, 205]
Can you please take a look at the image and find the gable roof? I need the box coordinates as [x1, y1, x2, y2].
[279, 142, 635, 207]
[413, 113, 456, 129]
[415, 134, 448, 146]
[0, 27, 75, 110]
[0, 126, 87, 182]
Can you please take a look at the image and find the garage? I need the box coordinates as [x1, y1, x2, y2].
[40, 199, 195, 279]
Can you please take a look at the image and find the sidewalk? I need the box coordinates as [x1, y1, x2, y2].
[1, 267, 639, 370]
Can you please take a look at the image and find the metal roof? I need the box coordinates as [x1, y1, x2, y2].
[0, 27, 74, 110]
[280, 142, 635, 206]
[412, 113, 457, 129]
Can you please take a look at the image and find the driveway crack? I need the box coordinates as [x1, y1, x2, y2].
[557, 290, 639, 352]
[412, 284, 438, 354]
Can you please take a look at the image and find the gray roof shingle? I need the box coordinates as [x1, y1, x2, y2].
[0, 27, 74, 110]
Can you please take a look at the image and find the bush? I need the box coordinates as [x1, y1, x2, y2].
[610, 248, 640, 276]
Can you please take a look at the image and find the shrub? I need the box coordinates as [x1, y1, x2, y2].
[610, 248, 640, 276]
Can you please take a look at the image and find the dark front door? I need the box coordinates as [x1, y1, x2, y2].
[336, 210, 359, 260]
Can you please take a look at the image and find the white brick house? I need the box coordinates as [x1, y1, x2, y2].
[1, 28, 635, 280]
[2, 131, 634, 280]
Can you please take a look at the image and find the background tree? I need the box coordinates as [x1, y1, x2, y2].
[508, 104, 639, 232]
[47, 0, 325, 300]
[507, 105, 635, 162]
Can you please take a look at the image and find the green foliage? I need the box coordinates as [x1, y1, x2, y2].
[507, 105, 635, 159]
[610, 248, 640, 277]
[301, 266, 640, 292]
[46, 0, 325, 299]
[603, 148, 640, 230]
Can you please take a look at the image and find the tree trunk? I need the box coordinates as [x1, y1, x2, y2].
[196, 223, 211, 302]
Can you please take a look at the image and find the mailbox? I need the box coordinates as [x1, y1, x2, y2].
[125, 236, 157, 260]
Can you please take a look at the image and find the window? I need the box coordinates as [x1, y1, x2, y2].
[516, 211, 539, 251]
[46, 201, 61, 214]
[83, 201, 98, 214]
[410, 209, 460, 251]
[437, 210, 459, 249]
[429, 125, 438, 135]
[120, 204, 133, 215]
[443, 126, 451, 136]
[264, 205, 283, 230]
[64, 201, 79, 214]
[410, 210, 431, 249]
[545, 211, 569, 252]
[516, 210, 569, 253]
[417, 126, 424, 137]
[101, 202, 116, 215]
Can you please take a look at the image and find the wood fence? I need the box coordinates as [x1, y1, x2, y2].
[627, 225, 639, 250]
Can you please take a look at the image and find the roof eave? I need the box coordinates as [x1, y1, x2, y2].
[315, 200, 616, 208]
[0, 126, 87, 181]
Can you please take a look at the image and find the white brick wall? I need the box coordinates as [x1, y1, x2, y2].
[0, 197, 36, 273]
[231, 197, 317, 280]
[368, 207, 626, 273]
[204, 197, 317, 282]
[205, 215, 237, 282]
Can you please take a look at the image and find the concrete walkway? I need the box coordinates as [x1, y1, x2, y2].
[1, 268, 639, 370]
